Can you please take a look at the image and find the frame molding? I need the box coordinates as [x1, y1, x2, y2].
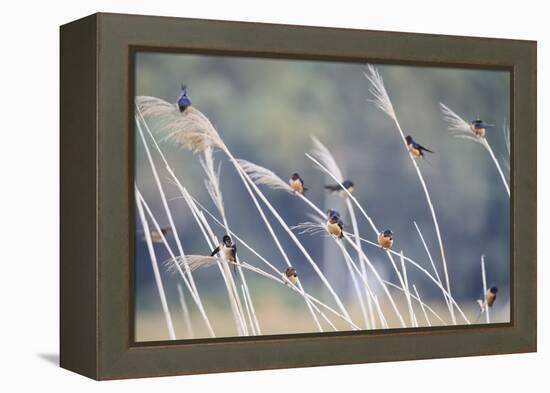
[60, 12, 536, 380]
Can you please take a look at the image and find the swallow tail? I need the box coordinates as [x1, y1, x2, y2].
[419, 145, 434, 154]
[324, 184, 340, 192]
[210, 246, 220, 257]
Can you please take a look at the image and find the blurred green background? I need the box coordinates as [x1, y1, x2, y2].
[134, 52, 510, 341]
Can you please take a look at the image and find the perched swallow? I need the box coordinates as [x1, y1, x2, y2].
[326, 215, 344, 239]
[289, 173, 308, 194]
[177, 84, 192, 112]
[469, 119, 495, 138]
[144, 226, 172, 243]
[325, 180, 355, 198]
[406, 136, 434, 158]
[377, 229, 394, 250]
[485, 286, 498, 307]
[285, 266, 298, 285]
[326, 208, 341, 219]
[211, 235, 237, 272]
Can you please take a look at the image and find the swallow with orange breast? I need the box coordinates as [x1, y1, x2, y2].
[469, 119, 495, 138]
[211, 235, 237, 273]
[406, 136, 434, 158]
[177, 84, 192, 112]
[377, 229, 394, 250]
[324, 180, 354, 198]
[285, 266, 298, 285]
[288, 173, 308, 194]
[326, 214, 344, 239]
[485, 286, 498, 308]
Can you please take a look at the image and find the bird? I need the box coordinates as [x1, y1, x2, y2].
[406, 135, 434, 158]
[469, 119, 495, 138]
[324, 180, 354, 198]
[475, 286, 499, 322]
[326, 208, 340, 219]
[211, 235, 237, 272]
[288, 173, 308, 194]
[143, 226, 172, 243]
[176, 84, 192, 112]
[326, 214, 344, 239]
[285, 266, 298, 285]
[377, 229, 394, 250]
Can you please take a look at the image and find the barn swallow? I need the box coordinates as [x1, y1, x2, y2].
[377, 229, 394, 250]
[326, 208, 341, 219]
[144, 226, 172, 243]
[406, 136, 434, 158]
[285, 266, 298, 285]
[211, 235, 237, 272]
[485, 286, 498, 307]
[177, 84, 192, 112]
[289, 173, 308, 194]
[326, 215, 344, 239]
[324, 180, 355, 198]
[469, 119, 495, 138]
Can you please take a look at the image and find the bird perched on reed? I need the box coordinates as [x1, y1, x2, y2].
[324, 180, 354, 198]
[143, 226, 172, 243]
[211, 235, 237, 272]
[176, 84, 192, 112]
[377, 229, 394, 250]
[285, 267, 298, 285]
[288, 173, 308, 194]
[469, 119, 495, 138]
[477, 286, 498, 311]
[406, 136, 434, 158]
[326, 214, 344, 239]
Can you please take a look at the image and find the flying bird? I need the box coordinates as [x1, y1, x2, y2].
[406, 135, 434, 158]
[285, 266, 298, 285]
[324, 180, 355, 198]
[177, 84, 192, 112]
[469, 119, 495, 138]
[377, 229, 394, 250]
[211, 235, 237, 273]
[326, 214, 344, 239]
[288, 173, 308, 194]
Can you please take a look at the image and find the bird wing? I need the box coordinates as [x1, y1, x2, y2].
[418, 144, 434, 153]
[231, 244, 237, 260]
[324, 184, 340, 191]
[210, 246, 220, 257]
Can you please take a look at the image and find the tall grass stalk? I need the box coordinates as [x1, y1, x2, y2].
[413, 221, 452, 318]
[135, 189, 177, 340]
[177, 283, 195, 338]
[136, 117, 218, 335]
[413, 285, 431, 327]
[365, 65, 456, 324]
[440, 103, 510, 197]
[481, 255, 490, 323]
[241, 285, 257, 335]
[400, 251, 418, 327]
[310, 136, 375, 328]
[200, 148, 261, 334]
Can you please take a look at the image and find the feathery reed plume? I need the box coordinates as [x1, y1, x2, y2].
[136, 96, 226, 152]
[166, 255, 229, 273]
[177, 283, 195, 339]
[365, 65, 457, 324]
[440, 103, 510, 196]
[236, 159, 294, 193]
[291, 222, 328, 236]
[135, 188, 177, 340]
[309, 136, 376, 328]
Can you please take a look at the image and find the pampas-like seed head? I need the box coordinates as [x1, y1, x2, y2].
[440, 103, 488, 149]
[236, 159, 294, 193]
[136, 96, 226, 153]
[200, 147, 225, 215]
[364, 65, 397, 122]
[290, 221, 327, 236]
[309, 136, 344, 182]
[164, 255, 226, 274]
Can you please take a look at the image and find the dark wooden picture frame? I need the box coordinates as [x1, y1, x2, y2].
[60, 12, 536, 380]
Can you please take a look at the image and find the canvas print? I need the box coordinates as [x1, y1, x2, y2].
[133, 52, 510, 341]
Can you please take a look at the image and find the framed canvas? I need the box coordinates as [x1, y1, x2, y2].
[60, 12, 537, 380]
